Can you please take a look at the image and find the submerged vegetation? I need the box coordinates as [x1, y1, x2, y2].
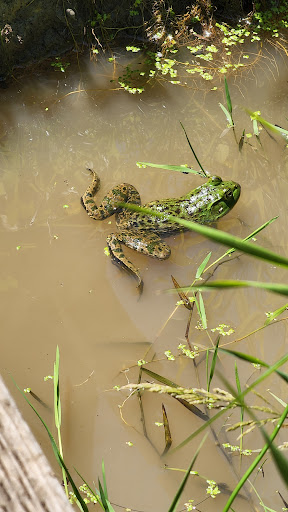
[94, 1, 288, 94]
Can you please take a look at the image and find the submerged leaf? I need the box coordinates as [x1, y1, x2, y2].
[162, 403, 172, 455]
[171, 275, 192, 310]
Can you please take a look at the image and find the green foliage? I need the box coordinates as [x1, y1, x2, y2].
[115, 2, 288, 94]
[51, 58, 70, 73]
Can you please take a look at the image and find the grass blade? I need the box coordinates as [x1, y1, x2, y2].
[224, 76, 232, 116]
[170, 353, 288, 453]
[184, 279, 288, 298]
[239, 129, 245, 151]
[54, 346, 61, 429]
[118, 203, 288, 269]
[196, 292, 207, 329]
[245, 109, 288, 139]
[162, 403, 172, 455]
[136, 162, 200, 175]
[207, 335, 220, 392]
[167, 434, 208, 512]
[171, 275, 192, 310]
[141, 367, 208, 420]
[101, 461, 108, 500]
[219, 348, 288, 383]
[179, 122, 207, 176]
[195, 252, 211, 279]
[219, 102, 233, 126]
[235, 363, 244, 454]
[222, 401, 288, 512]
[264, 302, 288, 325]
[14, 379, 89, 512]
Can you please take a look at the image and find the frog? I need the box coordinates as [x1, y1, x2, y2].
[81, 168, 241, 292]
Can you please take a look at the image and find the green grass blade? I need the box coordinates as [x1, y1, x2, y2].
[14, 380, 89, 512]
[136, 162, 200, 175]
[261, 430, 288, 486]
[179, 122, 207, 176]
[142, 367, 208, 420]
[142, 367, 179, 387]
[245, 109, 288, 139]
[170, 353, 288, 453]
[207, 335, 220, 392]
[222, 401, 288, 512]
[98, 480, 108, 511]
[239, 129, 245, 151]
[117, 203, 288, 269]
[162, 403, 172, 455]
[219, 102, 233, 126]
[195, 252, 211, 279]
[167, 434, 208, 512]
[184, 279, 288, 298]
[223, 216, 278, 257]
[224, 76, 232, 115]
[264, 302, 288, 325]
[54, 345, 61, 429]
[235, 363, 244, 454]
[101, 460, 108, 499]
[219, 348, 288, 383]
[195, 292, 207, 329]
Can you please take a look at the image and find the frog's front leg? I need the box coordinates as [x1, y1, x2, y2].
[107, 230, 171, 292]
[81, 168, 141, 220]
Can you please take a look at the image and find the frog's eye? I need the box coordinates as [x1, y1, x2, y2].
[210, 176, 222, 185]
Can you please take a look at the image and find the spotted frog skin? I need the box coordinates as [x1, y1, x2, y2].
[81, 169, 241, 291]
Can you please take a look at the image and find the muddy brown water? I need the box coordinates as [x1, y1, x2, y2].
[1, 48, 288, 511]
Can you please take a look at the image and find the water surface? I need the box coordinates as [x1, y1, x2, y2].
[1, 48, 288, 511]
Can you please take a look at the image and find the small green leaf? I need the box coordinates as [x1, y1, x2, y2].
[219, 102, 233, 127]
[224, 76, 233, 115]
[264, 303, 288, 325]
[196, 252, 211, 279]
[207, 335, 220, 391]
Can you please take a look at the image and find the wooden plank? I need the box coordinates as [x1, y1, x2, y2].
[0, 376, 73, 511]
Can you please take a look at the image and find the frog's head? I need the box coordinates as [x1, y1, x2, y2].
[206, 175, 241, 221]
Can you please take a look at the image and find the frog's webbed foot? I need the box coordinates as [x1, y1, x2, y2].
[106, 231, 171, 293]
[107, 233, 143, 294]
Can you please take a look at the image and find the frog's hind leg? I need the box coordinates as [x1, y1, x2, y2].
[81, 168, 141, 220]
[107, 230, 171, 292]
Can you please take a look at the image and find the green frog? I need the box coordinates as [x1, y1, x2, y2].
[81, 169, 241, 291]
